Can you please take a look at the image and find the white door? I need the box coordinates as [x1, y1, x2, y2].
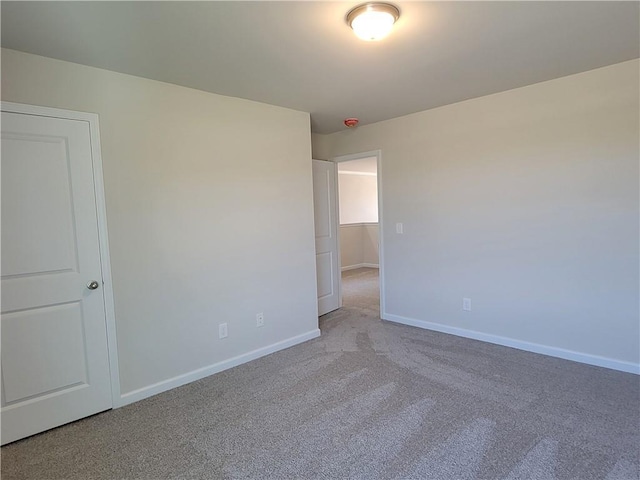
[312, 159, 340, 316]
[1, 109, 112, 445]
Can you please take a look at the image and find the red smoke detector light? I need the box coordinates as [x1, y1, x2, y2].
[344, 117, 359, 128]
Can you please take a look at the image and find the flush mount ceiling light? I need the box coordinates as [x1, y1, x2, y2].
[346, 2, 400, 41]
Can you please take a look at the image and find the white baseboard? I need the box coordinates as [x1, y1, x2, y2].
[341, 263, 379, 272]
[382, 313, 640, 375]
[116, 329, 321, 407]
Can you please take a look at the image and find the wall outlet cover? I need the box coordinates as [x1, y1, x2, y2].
[219, 323, 228, 338]
[463, 298, 472, 311]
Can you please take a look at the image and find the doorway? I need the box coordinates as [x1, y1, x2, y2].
[334, 151, 384, 316]
[1, 102, 119, 444]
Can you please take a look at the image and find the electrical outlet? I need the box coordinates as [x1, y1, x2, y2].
[219, 323, 228, 339]
[256, 312, 264, 327]
[396, 222, 404, 234]
[463, 298, 472, 311]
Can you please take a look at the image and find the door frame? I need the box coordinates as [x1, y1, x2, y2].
[1, 101, 122, 407]
[332, 150, 385, 316]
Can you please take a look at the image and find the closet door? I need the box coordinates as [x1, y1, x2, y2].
[1, 108, 112, 444]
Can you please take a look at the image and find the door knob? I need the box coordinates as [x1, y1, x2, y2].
[87, 280, 100, 290]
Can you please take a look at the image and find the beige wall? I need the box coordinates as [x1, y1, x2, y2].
[311, 133, 331, 161]
[340, 223, 379, 270]
[362, 224, 379, 266]
[1, 49, 319, 397]
[338, 173, 378, 224]
[315, 60, 640, 368]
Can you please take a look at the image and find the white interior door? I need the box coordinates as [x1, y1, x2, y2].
[1, 109, 113, 445]
[312, 159, 340, 316]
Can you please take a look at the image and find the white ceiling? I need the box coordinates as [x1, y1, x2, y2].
[338, 157, 378, 175]
[1, 2, 638, 134]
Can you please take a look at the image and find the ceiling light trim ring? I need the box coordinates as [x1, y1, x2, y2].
[346, 2, 400, 28]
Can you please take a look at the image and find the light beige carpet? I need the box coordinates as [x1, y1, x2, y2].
[2, 267, 638, 479]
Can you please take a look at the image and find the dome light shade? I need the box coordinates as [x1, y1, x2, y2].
[347, 3, 400, 41]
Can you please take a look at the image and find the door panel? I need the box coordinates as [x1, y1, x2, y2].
[2, 303, 88, 404]
[312, 160, 340, 315]
[1, 133, 78, 276]
[315, 252, 334, 299]
[1, 110, 112, 445]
